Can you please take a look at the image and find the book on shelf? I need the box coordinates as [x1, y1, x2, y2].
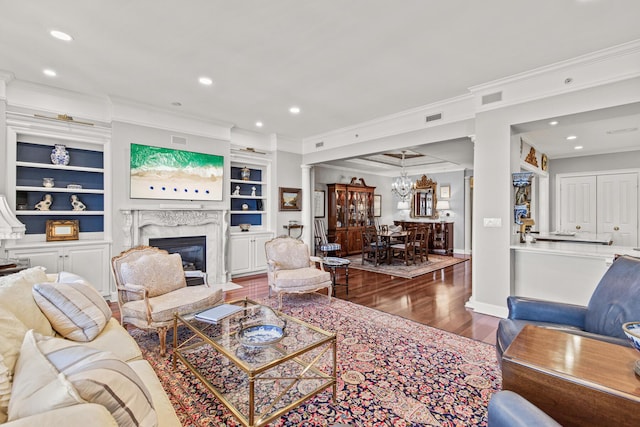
[194, 304, 243, 323]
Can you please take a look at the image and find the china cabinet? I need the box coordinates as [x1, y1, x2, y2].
[327, 178, 376, 255]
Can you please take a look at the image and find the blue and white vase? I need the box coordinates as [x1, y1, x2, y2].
[50, 144, 70, 166]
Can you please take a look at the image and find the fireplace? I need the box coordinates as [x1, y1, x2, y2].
[120, 208, 229, 288]
[149, 235, 206, 286]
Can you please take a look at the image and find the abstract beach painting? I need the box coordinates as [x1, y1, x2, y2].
[130, 143, 223, 201]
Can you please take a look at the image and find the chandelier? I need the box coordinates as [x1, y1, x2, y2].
[391, 151, 413, 202]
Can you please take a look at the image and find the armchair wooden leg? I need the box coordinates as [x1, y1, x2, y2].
[158, 327, 168, 357]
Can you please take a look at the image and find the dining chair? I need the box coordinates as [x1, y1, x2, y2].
[361, 226, 387, 266]
[413, 225, 429, 263]
[390, 226, 417, 265]
[314, 219, 342, 257]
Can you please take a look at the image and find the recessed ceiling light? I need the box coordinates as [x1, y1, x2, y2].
[198, 77, 213, 86]
[50, 30, 73, 41]
[43, 69, 57, 77]
[289, 106, 301, 114]
[255, 121, 263, 128]
[549, 120, 559, 126]
[574, 145, 583, 150]
[566, 135, 577, 140]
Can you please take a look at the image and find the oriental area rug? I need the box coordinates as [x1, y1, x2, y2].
[131, 294, 501, 426]
[345, 254, 469, 279]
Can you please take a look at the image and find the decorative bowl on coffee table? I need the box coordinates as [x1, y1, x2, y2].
[622, 321, 640, 375]
[236, 304, 287, 347]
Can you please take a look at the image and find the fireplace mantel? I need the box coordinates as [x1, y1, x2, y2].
[120, 208, 230, 285]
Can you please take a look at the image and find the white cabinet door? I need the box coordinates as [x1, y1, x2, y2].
[597, 173, 638, 247]
[253, 234, 272, 271]
[7, 243, 111, 297]
[229, 232, 273, 276]
[559, 175, 597, 233]
[230, 235, 252, 275]
[64, 244, 111, 296]
[7, 247, 62, 274]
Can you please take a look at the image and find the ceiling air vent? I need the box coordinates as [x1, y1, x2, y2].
[425, 113, 442, 123]
[481, 91, 503, 105]
[171, 135, 187, 145]
[316, 141, 324, 148]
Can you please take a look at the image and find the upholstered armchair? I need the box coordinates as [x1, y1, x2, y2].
[488, 391, 561, 427]
[111, 246, 224, 356]
[497, 254, 640, 360]
[265, 236, 332, 309]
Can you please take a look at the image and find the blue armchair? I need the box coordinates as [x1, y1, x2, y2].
[488, 391, 561, 427]
[497, 255, 640, 360]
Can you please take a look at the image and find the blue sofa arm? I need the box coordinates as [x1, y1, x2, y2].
[488, 391, 561, 427]
[507, 296, 587, 329]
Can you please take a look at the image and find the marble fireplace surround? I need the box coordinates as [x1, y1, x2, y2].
[120, 208, 230, 289]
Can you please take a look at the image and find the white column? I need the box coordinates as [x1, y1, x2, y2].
[464, 176, 472, 255]
[301, 164, 312, 247]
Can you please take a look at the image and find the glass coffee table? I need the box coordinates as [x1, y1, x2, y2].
[173, 298, 336, 427]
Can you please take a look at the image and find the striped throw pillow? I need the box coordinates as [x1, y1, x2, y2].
[32, 281, 112, 342]
[9, 330, 157, 427]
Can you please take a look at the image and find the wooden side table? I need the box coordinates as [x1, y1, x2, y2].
[502, 325, 640, 426]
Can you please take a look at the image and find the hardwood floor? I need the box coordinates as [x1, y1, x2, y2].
[110, 256, 500, 345]
[227, 256, 500, 345]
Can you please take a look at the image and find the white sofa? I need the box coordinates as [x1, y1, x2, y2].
[0, 267, 181, 427]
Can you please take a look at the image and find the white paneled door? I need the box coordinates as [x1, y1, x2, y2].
[558, 172, 638, 246]
[559, 175, 597, 233]
[597, 173, 638, 247]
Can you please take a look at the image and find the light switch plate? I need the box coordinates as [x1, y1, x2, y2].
[483, 218, 502, 227]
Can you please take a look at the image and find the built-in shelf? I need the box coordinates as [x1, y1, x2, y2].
[16, 210, 105, 216]
[16, 161, 104, 173]
[16, 186, 105, 194]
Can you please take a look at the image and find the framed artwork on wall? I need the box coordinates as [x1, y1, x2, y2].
[46, 219, 79, 241]
[314, 190, 325, 217]
[440, 185, 450, 199]
[373, 194, 381, 217]
[279, 187, 301, 211]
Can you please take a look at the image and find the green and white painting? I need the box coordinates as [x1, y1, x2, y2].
[130, 143, 224, 201]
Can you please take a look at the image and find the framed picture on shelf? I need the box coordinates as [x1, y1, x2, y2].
[373, 194, 381, 217]
[314, 190, 325, 217]
[440, 185, 450, 199]
[46, 220, 79, 242]
[279, 187, 301, 211]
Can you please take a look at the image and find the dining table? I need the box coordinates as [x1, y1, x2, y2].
[377, 230, 409, 264]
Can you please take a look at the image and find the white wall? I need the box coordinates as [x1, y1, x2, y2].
[469, 76, 640, 317]
[110, 121, 230, 255]
[275, 150, 303, 237]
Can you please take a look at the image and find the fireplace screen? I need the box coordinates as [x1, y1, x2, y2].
[148, 236, 206, 286]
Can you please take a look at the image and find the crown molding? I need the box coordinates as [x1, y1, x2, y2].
[469, 39, 640, 94]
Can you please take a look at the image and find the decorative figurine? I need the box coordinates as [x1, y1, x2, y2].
[35, 194, 53, 211]
[42, 177, 55, 188]
[70, 194, 87, 211]
[251, 186, 256, 197]
[233, 185, 240, 195]
[241, 166, 251, 181]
